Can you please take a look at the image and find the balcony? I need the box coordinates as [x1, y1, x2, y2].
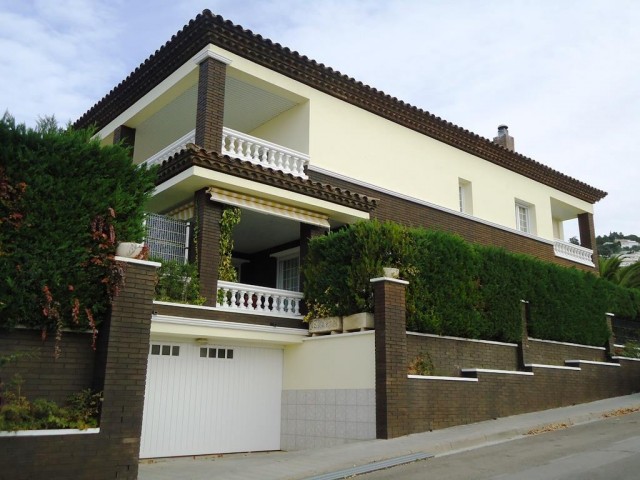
[143, 127, 309, 178]
[553, 240, 594, 267]
[217, 281, 304, 318]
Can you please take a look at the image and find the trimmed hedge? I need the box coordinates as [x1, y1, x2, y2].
[303, 221, 639, 346]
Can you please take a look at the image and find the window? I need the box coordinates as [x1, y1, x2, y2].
[272, 247, 300, 292]
[515, 203, 531, 233]
[199, 347, 234, 360]
[150, 344, 180, 356]
[458, 179, 473, 214]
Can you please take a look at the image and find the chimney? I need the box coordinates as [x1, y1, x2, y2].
[493, 124, 515, 151]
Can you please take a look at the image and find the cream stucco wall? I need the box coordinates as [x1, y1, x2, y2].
[132, 84, 197, 164]
[283, 332, 375, 390]
[97, 43, 594, 242]
[249, 101, 310, 154]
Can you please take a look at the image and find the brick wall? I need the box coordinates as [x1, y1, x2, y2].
[407, 333, 519, 376]
[527, 338, 606, 365]
[309, 170, 595, 272]
[0, 259, 158, 480]
[0, 330, 95, 405]
[195, 56, 226, 153]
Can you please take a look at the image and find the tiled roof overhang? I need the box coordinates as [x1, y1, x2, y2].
[157, 144, 378, 213]
[74, 9, 607, 204]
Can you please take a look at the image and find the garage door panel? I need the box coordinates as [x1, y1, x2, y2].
[140, 342, 283, 458]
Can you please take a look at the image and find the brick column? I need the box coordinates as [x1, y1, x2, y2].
[194, 188, 223, 306]
[518, 300, 531, 369]
[578, 212, 598, 267]
[372, 276, 410, 439]
[299, 224, 327, 315]
[195, 56, 227, 153]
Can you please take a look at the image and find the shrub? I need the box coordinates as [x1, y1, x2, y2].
[0, 114, 156, 337]
[154, 260, 205, 305]
[303, 220, 639, 346]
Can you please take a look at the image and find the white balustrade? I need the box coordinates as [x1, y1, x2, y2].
[217, 281, 304, 317]
[222, 127, 309, 178]
[553, 240, 594, 267]
[143, 130, 195, 167]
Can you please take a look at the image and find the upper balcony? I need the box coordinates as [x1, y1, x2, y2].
[143, 127, 309, 179]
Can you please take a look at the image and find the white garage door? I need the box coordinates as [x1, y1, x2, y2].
[140, 341, 283, 458]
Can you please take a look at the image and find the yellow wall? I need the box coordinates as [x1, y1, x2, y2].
[283, 332, 375, 390]
[250, 101, 310, 154]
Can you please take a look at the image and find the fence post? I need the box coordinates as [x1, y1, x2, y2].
[518, 300, 531, 369]
[604, 312, 617, 361]
[371, 275, 410, 439]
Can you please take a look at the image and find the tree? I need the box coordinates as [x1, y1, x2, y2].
[0, 114, 156, 343]
[598, 256, 640, 290]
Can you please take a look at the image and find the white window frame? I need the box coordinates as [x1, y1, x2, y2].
[458, 178, 473, 215]
[515, 202, 532, 233]
[271, 247, 300, 292]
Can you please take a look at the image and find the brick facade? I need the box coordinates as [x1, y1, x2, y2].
[195, 56, 226, 153]
[0, 259, 158, 480]
[309, 170, 596, 272]
[112, 125, 136, 153]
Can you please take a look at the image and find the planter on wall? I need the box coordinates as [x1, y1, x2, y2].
[115, 242, 144, 258]
[343, 312, 374, 332]
[383, 267, 400, 279]
[309, 316, 343, 336]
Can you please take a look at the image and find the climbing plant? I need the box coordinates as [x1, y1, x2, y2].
[218, 206, 241, 282]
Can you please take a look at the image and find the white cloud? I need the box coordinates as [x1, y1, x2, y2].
[1, 0, 638, 235]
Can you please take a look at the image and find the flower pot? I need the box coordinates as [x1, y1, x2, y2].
[309, 316, 343, 336]
[116, 242, 144, 258]
[383, 267, 399, 279]
[343, 312, 374, 332]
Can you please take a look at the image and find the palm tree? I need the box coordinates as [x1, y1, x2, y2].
[598, 257, 640, 289]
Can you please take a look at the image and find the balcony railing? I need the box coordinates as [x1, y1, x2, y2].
[217, 281, 304, 318]
[142, 127, 310, 179]
[222, 127, 309, 178]
[553, 240, 594, 267]
[143, 130, 195, 167]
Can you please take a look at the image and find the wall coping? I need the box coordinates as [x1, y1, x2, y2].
[525, 363, 581, 371]
[115, 256, 161, 268]
[408, 375, 478, 382]
[529, 337, 606, 350]
[302, 330, 374, 343]
[407, 331, 518, 347]
[565, 359, 620, 367]
[370, 277, 409, 285]
[0, 428, 100, 437]
[461, 368, 534, 376]
[612, 356, 640, 362]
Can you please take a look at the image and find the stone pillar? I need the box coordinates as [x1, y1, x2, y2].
[194, 188, 223, 306]
[518, 300, 531, 369]
[298, 223, 327, 315]
[605, 312, 617, 361]
[371, 276, 410, 439]
[113, 125, 136, 156]
[195, 56, 227, 153]
[578, 212, 598, 266]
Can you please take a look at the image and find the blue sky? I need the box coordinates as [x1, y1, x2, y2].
[1, 0, 638, 237]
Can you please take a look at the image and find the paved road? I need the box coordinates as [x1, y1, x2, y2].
[359, 411, 640, 479]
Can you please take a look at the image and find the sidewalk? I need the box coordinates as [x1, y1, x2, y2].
[138, 393, 640, 480]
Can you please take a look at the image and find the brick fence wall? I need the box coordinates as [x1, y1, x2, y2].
[0, 330, 95, 405]
[375, 279, 640, 438]
[0, 258, 158, 480]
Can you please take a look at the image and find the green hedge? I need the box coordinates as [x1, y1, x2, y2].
[303, 221, 639, 345]
[0, 115, 156, 334]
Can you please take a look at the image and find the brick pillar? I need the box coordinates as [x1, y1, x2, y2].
[299, 223, 327, 315]
[372, 276, 409, 439]
[194, 188, 223, 306]
[113, 125, 136, 156]
[99, 257, 158, 479]
[605, 312, 617, 361]
[195, 56, 227, 152]
[578, 212, 598, 267]
[518, 300, 531, 369]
